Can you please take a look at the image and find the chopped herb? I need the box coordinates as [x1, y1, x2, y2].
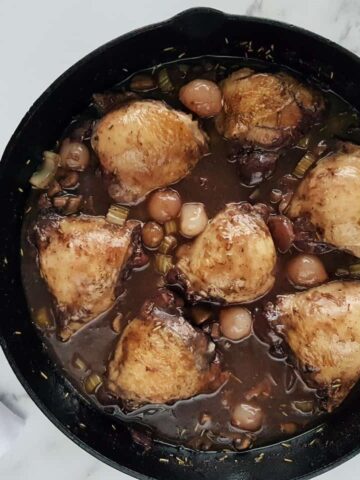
[255, 453, 264, 463]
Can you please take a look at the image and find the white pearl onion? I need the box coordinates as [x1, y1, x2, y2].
[179, 203, 208, 238]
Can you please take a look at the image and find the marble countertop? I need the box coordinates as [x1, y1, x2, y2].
[1, 0, 360, 478]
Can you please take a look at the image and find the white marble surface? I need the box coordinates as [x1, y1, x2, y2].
[1, 0, 360, 478]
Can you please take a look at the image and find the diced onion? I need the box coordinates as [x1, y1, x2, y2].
[349, 263, 360, 276]
[297, 135, 310, 149]
[293, 152, 316, 178]
[158, 69, 174, 93]
[164, 220, 177, 235]
[292, 400, 313, 414]
[84, 373, 102, 394]
[106, 204, 129, 226]
[158, 235, 177, 254]
[155, 254, 173, 274]
[34, 307, 53, 329]
[73, 354, 87, 371]
[30, 151, 60, 189]
[130, 74, 156, 92]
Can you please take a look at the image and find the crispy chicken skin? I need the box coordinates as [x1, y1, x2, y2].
[172, 203, 276, 303]
[107, 290, 224, 408]
[91, 100, 208, 204]
[287, 143, 360, 257]
[215, 68, 324, 148]
[34, 214, 138, 341]
[266, 281, 360, 411]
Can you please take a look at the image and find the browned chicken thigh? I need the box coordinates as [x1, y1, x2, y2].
[171, 203, 276, 303]
[107, 290, 224, 408]
[215, 68, 324, 148]
[266, 281, 360, 411]
[34, 214, 138, 340]
[91, 99, 208, 204]
[287, 142, 360, 257]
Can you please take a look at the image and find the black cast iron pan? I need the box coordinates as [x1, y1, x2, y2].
[1, 7, 360, 480]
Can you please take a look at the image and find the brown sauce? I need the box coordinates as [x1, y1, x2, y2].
[21, 56, 360, 451]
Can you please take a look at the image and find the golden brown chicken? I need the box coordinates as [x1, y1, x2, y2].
[91, 100, 208, 204]
[34, 214, 138, 340]
[266, 281, 360, 411]
[107, 290, 224, 408]
[215, 68, 324, 148]
[287, 143, 360, 257]
[171, 203, 277, 303]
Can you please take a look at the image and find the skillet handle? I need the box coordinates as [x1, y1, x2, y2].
[170, 7, 226, 39]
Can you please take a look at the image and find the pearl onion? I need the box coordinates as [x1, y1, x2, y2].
[179, 203, 208, 238]
[219, 307, 252, 341]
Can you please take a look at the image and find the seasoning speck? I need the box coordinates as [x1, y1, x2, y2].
[309, 439, 317, 446]
[225, 37, 229, 45]
[111, 424, 116, 431]
[159, 458, 169, 463]
[163, 47, 175, 52]
[281, 442, 291, 448]
[64, 392, 69, 398]
[26, 159, 31, 165]
[284, 458, 293, 463]
[178, 52, 186, 59]
[122, 68, 128, 73]
[40, 371, 48, 380]
[13, 331, 22, 335]
[79, 423, 86, 429]
[18, 187, 24, 193]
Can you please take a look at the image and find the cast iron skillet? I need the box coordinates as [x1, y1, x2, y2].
[1, 7, 360, 480]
